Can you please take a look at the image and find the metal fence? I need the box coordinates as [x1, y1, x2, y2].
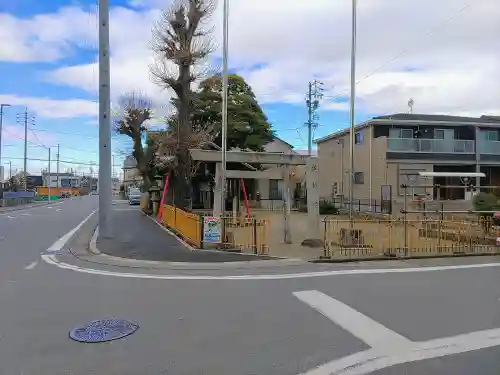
[323, 217, 500, 260]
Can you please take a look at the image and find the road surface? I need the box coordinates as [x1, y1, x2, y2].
[1, 197, 500, 374]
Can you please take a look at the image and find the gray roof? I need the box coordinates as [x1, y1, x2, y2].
[315, 112, 500, 144]
[123, 155, 137, 169]
[375, 113, 500, 123]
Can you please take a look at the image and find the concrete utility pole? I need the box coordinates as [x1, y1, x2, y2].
[98, 0, 112, 237]
[348, 0, 357, 220]
[220, 0, 229, 216]
[48, 148, 51, 203]
[0, 103, 11, 166]
[16, 108, 33, 190]
[9, 160, 12, 179]
[306, 80, 323, 156]
[56, 144, 60, 188]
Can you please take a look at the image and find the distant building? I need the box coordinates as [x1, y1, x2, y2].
[122, 155, 142, 190]
[42, 172, 81, 188]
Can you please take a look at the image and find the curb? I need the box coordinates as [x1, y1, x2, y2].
[311, 252, 500, 263]
[89, 227, 100, 255]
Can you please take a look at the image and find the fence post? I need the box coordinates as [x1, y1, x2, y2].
[403, 185, 408, 255]
[253, 217, 257, 255]
[358, 199, 361, 212]
[200, 215, 204, 249]
[323, 219, 328, 258]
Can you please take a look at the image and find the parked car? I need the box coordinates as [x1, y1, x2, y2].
[128, 188, 141, 205]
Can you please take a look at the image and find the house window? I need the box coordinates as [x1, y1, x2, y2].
[354, 172, 364, 184]
[434, 129, 444, 139]
[269, 179, 283, 200]
[398, 171, 426, 195]
[389, 128, 413, 139]
[487, 130, 498, 141]
[355, 132, 364, 144]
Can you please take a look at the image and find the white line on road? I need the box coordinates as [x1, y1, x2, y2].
[45, 209, 97, 253]
[24, 261, 38, 270]
[296, 290, 500, 375]
[7, 215, 16, 219]
[300, 327, 500, 375]
[56, 209, 62, 212]
[40, 254, 500, 280]
[294, 290, 412, 350]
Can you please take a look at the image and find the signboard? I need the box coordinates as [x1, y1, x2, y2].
[203, 216, 221, 244]
[3, 191, 35, 199]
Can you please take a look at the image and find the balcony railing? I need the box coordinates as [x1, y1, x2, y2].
[387, 138, 475, 153]
[479, 140, 500, 154]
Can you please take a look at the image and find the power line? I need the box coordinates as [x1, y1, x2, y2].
[321, 3, 471, 104]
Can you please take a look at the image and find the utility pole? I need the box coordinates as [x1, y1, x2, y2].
[0, 103, 12, 166]
[98, 0, 112, 238]
[16, 108, 34, 190]
[306, 80, 323, 155]
[9, 161, 12, 179]
[220, 0, 229, 216]
[348, 0, 357, 220]
[56, 143, 60, 187]
[48, 148, 51, 203]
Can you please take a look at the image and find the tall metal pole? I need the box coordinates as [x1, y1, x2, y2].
[56, 143, 60, 188]
[348, 0, 357, 220]
[0, 104, 11, 167]
[23, 107, 28, 190]
[9, 161, 12, 179]
[48, 148, 51, 203]
[220, 0, 229, 216]
[307, 82, 313, 156]
[98, 0, 112, 237]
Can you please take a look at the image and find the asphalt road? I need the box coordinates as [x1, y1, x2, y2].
[1, 197, 500, 374]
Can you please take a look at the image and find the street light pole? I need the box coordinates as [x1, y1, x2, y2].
[220, 0, 229, 216]
[348, 0, 357, 220]
[98, 0, 112, 238]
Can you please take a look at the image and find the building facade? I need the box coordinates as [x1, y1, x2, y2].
[315, 114, 500, 210]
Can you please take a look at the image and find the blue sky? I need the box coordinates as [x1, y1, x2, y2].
[1, 0, 495, 178]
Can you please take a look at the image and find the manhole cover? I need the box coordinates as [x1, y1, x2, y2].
[69, 318, 139, 343]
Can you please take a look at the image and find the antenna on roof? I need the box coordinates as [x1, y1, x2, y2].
[408, 98, 414, 114]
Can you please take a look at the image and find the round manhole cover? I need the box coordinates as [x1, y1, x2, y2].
[69, 319, 139, 343]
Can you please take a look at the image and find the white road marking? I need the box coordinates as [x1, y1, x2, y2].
[45, 209, 97, 252]
[300, 328, 500, 375]
[24, 261, 38, 270]
[296, 290, 500, 374]
[20, 213, 31, 216]
[294, 290, 412, 350]
[41, 254, 500, 280]
[56, 209, 62, 212]
[7, 215, 16, 219]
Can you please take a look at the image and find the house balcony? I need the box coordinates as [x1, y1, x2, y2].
[387, 138, 475, 153]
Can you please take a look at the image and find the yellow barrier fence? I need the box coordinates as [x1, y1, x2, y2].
[161, 205, 202, 248]
[221, 216, 270, 255]
[323, 217, 500, 260]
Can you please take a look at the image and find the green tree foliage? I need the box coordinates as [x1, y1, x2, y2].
[168, 74, 274, 151]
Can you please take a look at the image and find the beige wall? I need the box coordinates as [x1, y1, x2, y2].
[318, 125, 388, 201]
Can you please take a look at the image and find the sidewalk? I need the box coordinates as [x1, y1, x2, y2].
[0, 200, 47, 212]
[96, 207, 272, 262]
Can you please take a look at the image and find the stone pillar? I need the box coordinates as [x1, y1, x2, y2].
[283, 167, 292, 244]
[213, 163, 223, 217]
[305, 157, 320, 240]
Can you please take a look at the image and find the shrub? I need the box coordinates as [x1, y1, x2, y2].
[319, 200, 339, 215]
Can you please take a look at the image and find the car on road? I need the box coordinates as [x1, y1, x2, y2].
[128, 188, 141, 205]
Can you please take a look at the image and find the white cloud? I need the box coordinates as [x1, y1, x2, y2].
[3, 0, 500, 123]
[0, 95, 97, 118]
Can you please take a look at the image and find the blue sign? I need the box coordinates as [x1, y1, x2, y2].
[2, 191, 35, 199]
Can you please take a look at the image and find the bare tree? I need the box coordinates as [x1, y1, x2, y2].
[114, 93, 156, 193]
[150, 0, 216, 209]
